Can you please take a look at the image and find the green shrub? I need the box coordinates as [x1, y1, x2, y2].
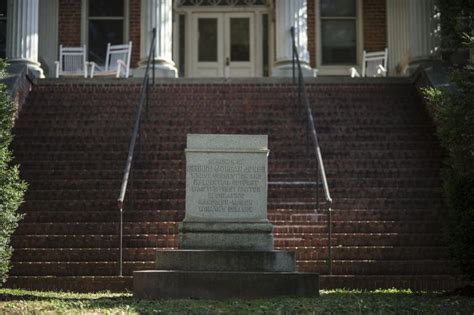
[423, 35, 474, 281]
[438, 0, 474, 63]
[0, 59, 27, 286]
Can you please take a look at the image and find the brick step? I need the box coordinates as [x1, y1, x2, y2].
[13, 128, 435, 144]
[10, 261, 154, 277]
[23, 187, 442, 201]
[17, 158, 441, 171]
[12, 248, 158, 262]
[19, 208, 440, 224]
[296, 260, 457, 275]
[11, 234, 178, 248]
[293, 246, 450, 261]
[18, 197, 444, 212]
[15, 222, 178, 235]
[14, 149, 443, 162]
[17, 168, 440, 182]
[331, 197, 444, 208]
[20, 210, 184, 223]
[319, 275, 466, 291]
[5, 276, 132, 292]
[273, 233, 445, 247]
[12, 140, 440, 153]
[7, 274, 464, 292]
[271, 208, 442, 222]
[11, 246, 451, 264]
[272, 221, 442, 234]
[22, 177, 441, 191]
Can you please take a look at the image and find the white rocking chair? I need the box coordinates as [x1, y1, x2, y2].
[350, 48, 388, 77]
[89, 42, 132, 78]
[55, 45, 88, 78]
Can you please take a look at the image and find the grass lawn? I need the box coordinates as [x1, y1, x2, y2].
[0, 288, 473, 314]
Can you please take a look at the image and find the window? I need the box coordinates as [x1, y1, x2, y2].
[320, 0, 357, 65]
[87, 0, 126, 64]
[0, 0, 7, 58]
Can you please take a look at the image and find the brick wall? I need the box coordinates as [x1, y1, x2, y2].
[362, 0, 387, 52]
[129, 0, 141, 67]
[58, 0, 81, 47]
[307, 0, 316, 68]
[58, 0, 141, 67]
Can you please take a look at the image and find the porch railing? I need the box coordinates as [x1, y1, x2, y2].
[290, 26, 334, 275]
[117, 28, 156, 277]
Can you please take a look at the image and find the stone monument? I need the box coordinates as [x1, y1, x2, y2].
[133, 134, 319, 299]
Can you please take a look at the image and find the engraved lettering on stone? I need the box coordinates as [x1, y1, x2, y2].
[189, 158, 265, 214]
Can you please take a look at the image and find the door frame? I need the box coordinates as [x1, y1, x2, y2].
[174, 4, 272, 77]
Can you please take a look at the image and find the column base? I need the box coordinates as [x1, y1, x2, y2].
[134, 60, 178, 78]
[8, 59, 44, 78]
[272, 61, 316, 78]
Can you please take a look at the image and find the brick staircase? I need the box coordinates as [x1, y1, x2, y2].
[6, 78, 463, 292]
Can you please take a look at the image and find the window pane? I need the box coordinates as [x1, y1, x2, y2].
[198, 18, 218, 62]
[230, 18, 249, 62]
[0, 0, 7, 17]
[88, 20, 124, 64]
[0, 20, 5, 58]
[89, 0, 124, 17]
[321, 0, 356, 17]
[321, 19, 356, 65]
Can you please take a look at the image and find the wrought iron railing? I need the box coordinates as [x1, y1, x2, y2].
[290, 26, 334, 275]
[117, 28, 156, 277]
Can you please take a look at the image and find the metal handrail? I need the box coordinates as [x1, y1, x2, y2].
[290, 26, 334, 275]
[117, 28, 156, 277]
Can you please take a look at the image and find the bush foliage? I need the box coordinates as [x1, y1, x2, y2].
[423, 35, 474, 281]
[0, 59, 27, 286]
[438, 0, 474, 62]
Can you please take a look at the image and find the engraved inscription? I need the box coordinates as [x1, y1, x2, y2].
[188, 158, 265, 215]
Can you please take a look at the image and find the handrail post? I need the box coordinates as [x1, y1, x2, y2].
[119, 206, 123, 277]
[291, 27, 295, 84]
[152, 28, 156, 85]
[117, 24, 157, 277]
[290, 25, 333, 277]
[328, 205, 333, 275]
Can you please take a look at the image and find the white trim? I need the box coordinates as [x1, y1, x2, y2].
[315, 0, 363, 75]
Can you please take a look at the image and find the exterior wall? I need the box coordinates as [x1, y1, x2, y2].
[129, 0, 140, 67]
[362, 0, 387, 52]
[58, 0, 81, 47]
[54, 0, 387, 75]
[307, 0, 316, 68]
[57, 0, 140, 67]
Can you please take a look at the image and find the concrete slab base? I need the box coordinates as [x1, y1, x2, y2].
[133, 270, 319, 299]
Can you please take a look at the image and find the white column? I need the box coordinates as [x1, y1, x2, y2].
[386, 0, 439, 76]
[136, 0, 177, 78]
[272, 0, 313, 77]
[6, 0, 44, 78]
[409, 0, 439, 62]
[39, 0, 59, 78]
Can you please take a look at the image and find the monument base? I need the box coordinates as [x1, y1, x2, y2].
[155, 250, 294, 272]
[179, 221, 273, 251]
[133, 270, 319, 299]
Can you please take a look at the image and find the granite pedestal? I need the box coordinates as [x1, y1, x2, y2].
[133, 135, 319, 299]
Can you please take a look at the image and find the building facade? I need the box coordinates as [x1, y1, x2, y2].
[0, 0, 440, 78]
